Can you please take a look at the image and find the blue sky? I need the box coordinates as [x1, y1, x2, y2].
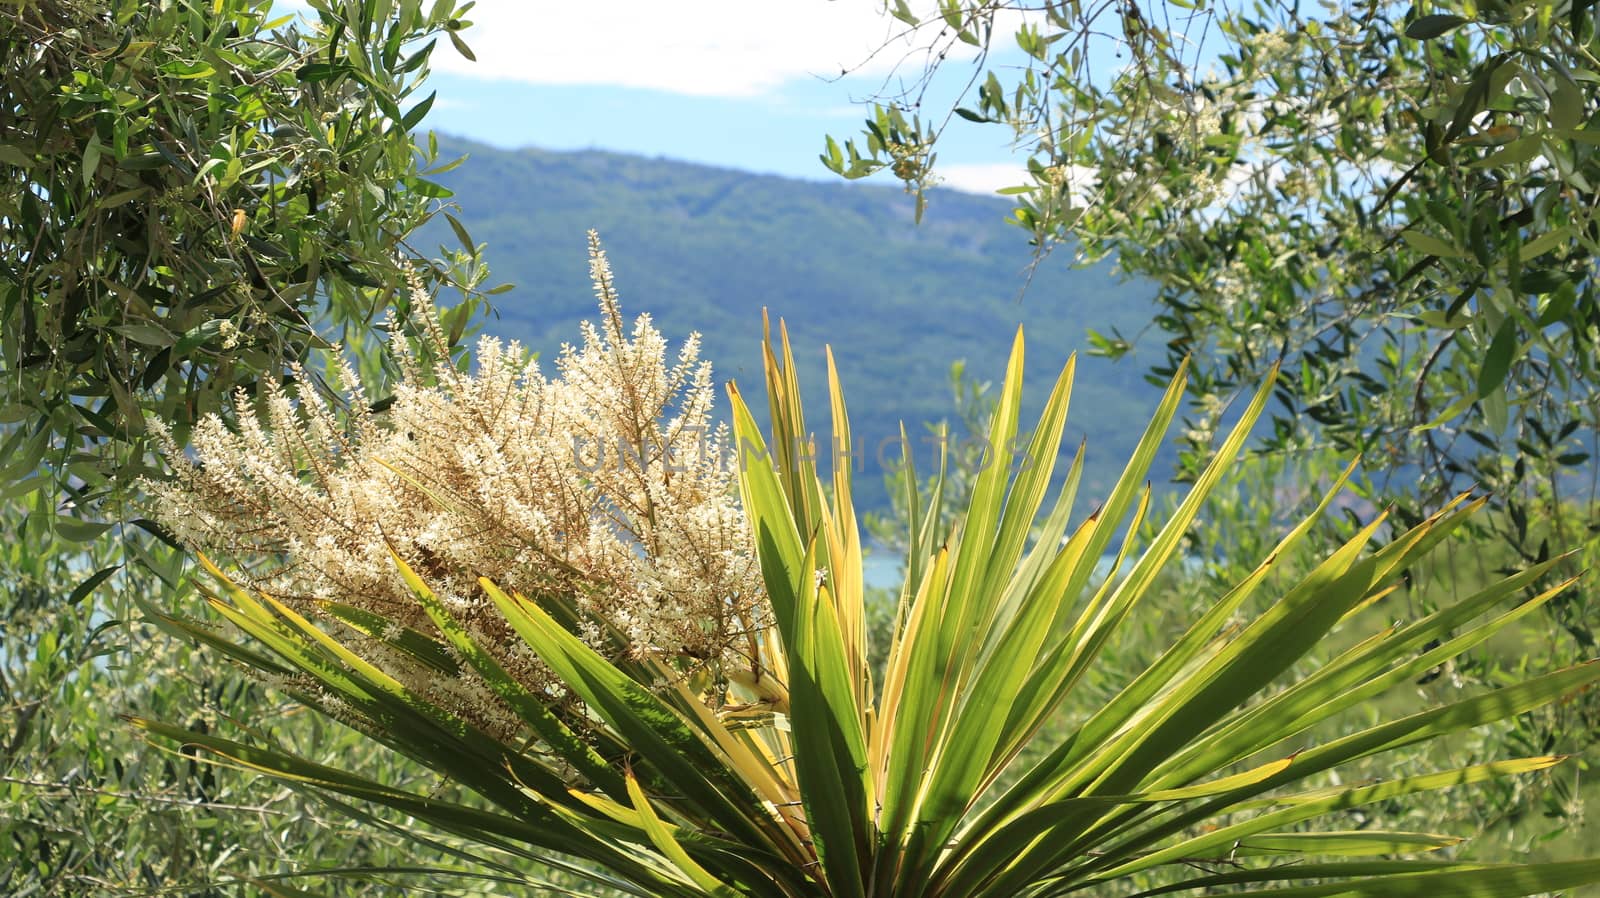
[403, 1, 1043, 193]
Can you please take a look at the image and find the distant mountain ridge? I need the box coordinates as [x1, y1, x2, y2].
[424, 137, 1170, 511]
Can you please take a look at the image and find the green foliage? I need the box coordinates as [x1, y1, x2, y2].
[0, 4, 512, 892]
[828, 0, 1600, 641]
[1132, 448, 1598, 867]
[0, 0, 495, 512]
[0, 505, 530, 896]
[144, 300, 1600, 896]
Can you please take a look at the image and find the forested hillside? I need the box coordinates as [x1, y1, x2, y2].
[426, 137, 1167, 509]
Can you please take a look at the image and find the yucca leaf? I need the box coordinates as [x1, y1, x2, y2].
[391, 550, 629, 803]
[1083, 756, 1566, 882]
[1082, 518, 1393, 798]
[1077, 659, 1600, 889]
[899, 349, 1078, 883]
[894, 419, 930, 599]
[1125, 858, 1600, 897]
[956, 366, 1274, 883]
[1292, 658, 1600, 773]
[200, 581, 592, 820]
[978, 354, 1075, 604]
[940, 325, 1025, 631]
[728, 380, 807, 642]
[913, 420, 951, 584]
[315, 598, 461, 675]
[994, 458, 1353, 817]
[480, 578, 793, 864]
[128, 717, 675, 888]
[141, 316, 1600, 898]
[627, 771, 745, 898]
[872, 334, 1027, 857]
[961, 506, 1104, 772]
[184, 565, 613, 831]
[1227, 830, 1463, 857]
[136, 592, 294, 677]
[1053, 364, 1281, 757]
[875, 333, 1031, 885]
[1064, 355, 1190, 590]
[1076, 645, 1593, 881]
[823, 346, 869, 705]
[666, 679, 805, 841]
[241, 585, 563, 787]
[877, 541, 960, 870]
[787, 536, 872, 898]
[760, 314, 820, 528]
[732, 362, 876, 892]
[941, 356, 1077, 719]
[936, 751, 1299, 895]
[1149, 562, 1576, 789]
[874, 543, 951, 837]
[556, 787, 806, 898]
[996, 437, 1086, 636]
[979, 363, 1195, 779]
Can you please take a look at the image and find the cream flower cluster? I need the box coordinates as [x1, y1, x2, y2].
[145, 233, 770, 737]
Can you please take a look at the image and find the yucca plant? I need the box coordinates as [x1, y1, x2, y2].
[139, 305, 1600, 897]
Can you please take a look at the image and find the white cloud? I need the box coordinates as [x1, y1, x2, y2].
[433, 1, 1015, 98]
[936, 163, 1029, 195]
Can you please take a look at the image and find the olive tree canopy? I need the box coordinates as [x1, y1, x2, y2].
[828, 0, 1600, 642]
[0, 0, 497, 524]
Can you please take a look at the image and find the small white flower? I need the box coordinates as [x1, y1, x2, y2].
[142, 233, 771, 740]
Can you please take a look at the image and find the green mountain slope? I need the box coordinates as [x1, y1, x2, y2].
[426, 137, 1169, 511]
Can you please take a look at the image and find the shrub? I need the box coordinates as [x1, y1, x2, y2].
[142, 244, 1600, 897]
[0, 0, 492, 506]
[144, 235, 767, 743]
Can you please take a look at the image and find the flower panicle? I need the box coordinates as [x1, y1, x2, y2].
[143, 235, 770, 739]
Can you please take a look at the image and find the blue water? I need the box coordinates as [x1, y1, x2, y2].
[863, 553, 903, 590]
